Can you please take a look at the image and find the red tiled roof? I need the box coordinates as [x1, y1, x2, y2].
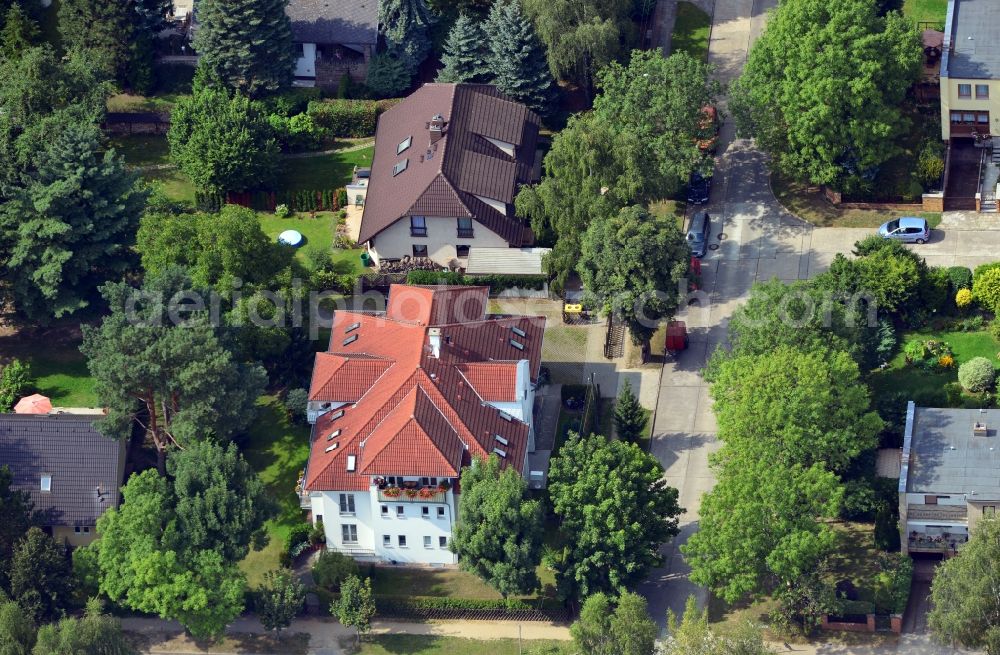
[456, 362, 519, 402]
[308, 353, 393, 402]
[304, 285, 545, 492]
[358, 84, 541, 246]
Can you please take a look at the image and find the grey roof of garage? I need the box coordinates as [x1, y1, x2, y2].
[944, 0, 1000, 80]
[466, 248, 551, 275]
[286, 0, 378, 45]
[0, 414, 124, 527]
[905, 407, 1000, 497]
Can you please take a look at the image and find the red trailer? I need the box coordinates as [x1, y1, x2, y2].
[665, 321, 688, 353]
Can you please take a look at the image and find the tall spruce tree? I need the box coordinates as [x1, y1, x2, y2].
[379, 0, 434, 79]
[0, 121, 146, 323]
[436, 13, 490, 83]
[193, 0, 294, 97]
[486, 0, 557, 118]
[613, 380, 646, 443]
[0, 3, 38, 61]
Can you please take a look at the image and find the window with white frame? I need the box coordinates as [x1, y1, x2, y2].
[398, 535, 407, 547]
[439, 536, 448, 548]
[422, 506, 430, 517]
[423, 536, 432, 548]
[436, 506, 445, 518]
[342, 524, 358, 543]
[381, 505, 389, 516]
[396, 505, 404, 516]
[383, 534, 391, 547]
[40, 475, 51, 492]
[339, 493, 356, 515]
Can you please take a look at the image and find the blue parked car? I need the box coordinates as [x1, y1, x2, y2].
[878, 217, 930, 244]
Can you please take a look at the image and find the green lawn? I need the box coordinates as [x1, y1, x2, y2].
[649, 199, 687, 230]
[144, 166, 197, 205]
[107, 134, 171, 167]
[257, 211, 365, 270]
[107, 93, 186, 114]
[369, 563, 558, 605]
[671, 2, 712, 61]
[277, 146, 374, 191]
[358, 636, 573, 655]
[904, 0, 947, 27]
[869, 329, 999, 407]
[0, 334, 97, 408]
[239, 395, 311, 588]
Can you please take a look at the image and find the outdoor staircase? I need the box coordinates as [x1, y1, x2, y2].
[603, 316, 625, 360]
[992, 137, 1000, 164]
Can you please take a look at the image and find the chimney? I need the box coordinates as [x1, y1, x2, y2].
[974, 421, 988, 437]
[429, 114, 444, 145]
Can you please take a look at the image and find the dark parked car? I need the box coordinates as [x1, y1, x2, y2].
[687, 172, 712, 205]
[686, 211, 711, 258]
[878, 217, 930, 244]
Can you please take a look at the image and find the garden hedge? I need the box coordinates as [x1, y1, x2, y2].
[306, 99, 403, 138]
[405, 270, 548, 292]
[196, 189, 347, 213]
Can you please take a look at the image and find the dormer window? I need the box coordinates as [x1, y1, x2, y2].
[397, 136, 412, 154]
[40, 475, 51, 492]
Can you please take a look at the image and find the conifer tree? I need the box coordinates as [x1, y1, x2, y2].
[379, 0, 434, 79]
[193, 0, 294, 97]
[0, 3, 37, 61]
[58, 0, 135, 84]
[486, 0, 557, 118]
[613, 380, 646, 443]
[436, 13, 490, 83]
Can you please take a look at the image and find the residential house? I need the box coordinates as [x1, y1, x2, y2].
[169, 0, 377, 87]
[898, 402, 1000, 557]
[358, 84, 543, 269]
[301, 284, 545, 563]
[940, 0, 1000, 140]
[0, 413, 125, 547]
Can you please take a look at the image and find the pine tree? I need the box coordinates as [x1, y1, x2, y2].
[486, 0, 557, 118]
[0, 3, 38, 61]
[379, 0, 434, 78]
[436, 13, 490, 83]
[613, 380, 646, 443]
[365, 53, 411, 99]
[193, 0, 295, 97]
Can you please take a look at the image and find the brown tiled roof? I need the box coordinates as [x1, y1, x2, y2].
[358, 84, 541, 246]
[304, 285, 545, 492]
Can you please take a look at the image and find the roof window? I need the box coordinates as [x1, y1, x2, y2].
[510, 339, 524, 351]
[330, 409, 345, 421]
[511, 326, 527, 338]
[392, 159, 409, 176]
[347, 455, 357, 471]
[327, 429, 341, 441]
[345, 322, 361, 334]
[325, 443, 339, 453]
[495, 435, 509, 446]
[343, 334, 359, 346]
[397, 136, 412, 155]
[493, 447, 507, 458]
[498, 410, 513, 422]
[40, 475, 51, 492]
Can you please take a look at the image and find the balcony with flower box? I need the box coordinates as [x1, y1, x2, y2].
[376, 480, 452, 503]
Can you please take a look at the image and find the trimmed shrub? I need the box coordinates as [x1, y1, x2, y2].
[974, 261, 1000, 282]
[405, 270, 547, 292]
[916, 140, 945, 190]
[991, 319, 1000, 343]
[974, 267, 1000, 314]
[274, 203, 292, 218]
[947, 266, 973, 293]
[956, 288, 973, 310]
[376, 596, 532, 612]
[312, 551, 359, 592]
[958, 356, 996, 392]
[874, 554, 913, 615]
[306, 99, 402, 138]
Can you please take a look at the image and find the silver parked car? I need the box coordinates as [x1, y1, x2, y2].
[878, 217, 930, 244]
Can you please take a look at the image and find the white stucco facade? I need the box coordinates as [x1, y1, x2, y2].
[368, 216, 510, 268]
[310, 482, 458, 564]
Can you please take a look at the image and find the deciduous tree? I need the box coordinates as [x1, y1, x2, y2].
[436, 13, 490, 83]
[729, 0, 921, 191]
[0, 3, 37, 61]
[333, 575, 375, 645]
[663, 595, 773, 655]
[929, 517, 1000, 653]
[255, 569, 304, 635]
[0, 598, 35, 655]
[0, 360, 30, 413]
[570, 591, 657, 655]
[193, 0, 294, 97]
[57, 0, 134, 84]
[0, 467, 32, 592]
[451, 455, 544, 597]
[9, 528, 72, 623]
[168, 87, 280, 193]
[486, 0, 556, 118]
[578, 205, 690, 346]
[32, 598, 135, 655]
[81, 269, 267, 472]
[548, 433, 681, 600]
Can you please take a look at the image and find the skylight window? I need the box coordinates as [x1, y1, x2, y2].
[495, 435, 509, 446]
[510, 339, 524, 351]
[397, 136, 412, 155]
[343, 334, 359, 346]
[498, 410, 513, 422]
[330, 409, 345, 421]
[511, 326, 527, 338]
[347, 455, 357, 472]
[40, 475, 51, 492]
[493, 447, 507, 459]
[325, 443, 339, 453]
[327, 429, 341, 441]
[392, 159, 409, 176]
[345, 322, 361, 334]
